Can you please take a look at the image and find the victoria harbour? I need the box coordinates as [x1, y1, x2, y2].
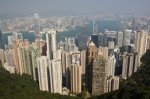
[2, 20, 121, 44]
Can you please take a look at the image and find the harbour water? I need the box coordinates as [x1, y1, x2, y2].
[2, 20, 121, 44]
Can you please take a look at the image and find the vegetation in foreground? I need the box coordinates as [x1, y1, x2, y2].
[0, 50, 150, 99]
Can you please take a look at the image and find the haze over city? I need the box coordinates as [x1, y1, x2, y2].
[0, 0, 150, 16]
[0, 0, 150, 99]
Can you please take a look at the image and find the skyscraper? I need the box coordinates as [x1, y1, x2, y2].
[107, 55, 116, 77]
[37, 56, 49, 91]
[70, 63, 81, 93]
[34, 13, 40, 35]
[98, 33, 104, 47]
[108, 41, 114, 49]
[86, 42, 98, 93]
[92, 52, 107, 95]
[86, 42, 107, 95]
[116, 31, 123, 47]
[17, 39, 32, 75]
[134, 30, 148, 66]
[93, 21, 98, 34]
[49, 59, 62, 94]
[81, 26, 88, 50]
[123, 29, 132, 46]
[80, 50, 86, 74]
[91, 34, 99, 48]
[46, 30, 57, 60]
[12, 39, 22, 74]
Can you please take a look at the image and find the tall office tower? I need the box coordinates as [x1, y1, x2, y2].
[37, 56, 49, 91]
[32, 38, 44, 56]
[4, 49, 15, 66]
[107, 55, 116, 77]
[91, 34, 99, 48]
[87, 36, 91, 46]
[128, 53, 134, 77]
[107, 76, 119, 92]
[116, 31, 123, 47]
[99, 47, 108, 61]
[67, 37, 78, 52]
[31, 39, 46, 80]
[114, 48, 120, 67]
[99, 33, 104, 47]
[92, 52, 107, 95]
[123, 29, 132, 46]
[0, 29, 3, 49]
[77, 33, 82, 50]
[133, 52, 139, 73]
[86, 42, 98, 93]
[80, 50, 86, 74]
[81, 26, 88, 50]
[108, 41, 114, 49]
[58, 41, 65, 50]
[49, 59, 62, 94]
[70, 63, 81, 93]
[71, 52, 80, 64]
[130, 30, 136, 44]
[61, 50, 66, 76]
[30, 46, 39, 80]
[134, 30, 148, 65]
[34, 13, 40, 35]
[12, 39, 22, 73]
[103, 33, 108, 47]
[121, 53, 135, 79]
[0, 49, 4, 67]
[146, 36, 150, 49]
[65, 52, 71, 89]
[18, 39, 32, 75]
[121, 53, 129, 79]
[93, 21, 98, 34]
[46, 30, 57, 60]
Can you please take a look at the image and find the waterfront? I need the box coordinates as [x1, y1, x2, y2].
[2, 20, 121, 44]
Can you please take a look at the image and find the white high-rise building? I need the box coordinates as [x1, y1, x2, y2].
[80, 50, 86, 74]
[34, 13, 40, 35]
[70, 63, 81, 93]
[108, 41, 114, 49]
[117, 31, 123, 47]
[134, 30, 148, 66]
[134, 30, 148, 57]
[46, 30, 57, 60]
[49, 59, 62, 94]
[123, 29, 132, 46]
[37, 56, 49, 91]
[107, 55, 116, 77]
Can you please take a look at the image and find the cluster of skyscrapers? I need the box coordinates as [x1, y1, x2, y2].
[0, 19, 149, 96]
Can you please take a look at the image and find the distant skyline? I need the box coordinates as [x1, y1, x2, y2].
[0, 0, 150, 16]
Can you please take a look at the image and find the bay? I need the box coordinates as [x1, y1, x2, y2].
[2, 20, 121, 45]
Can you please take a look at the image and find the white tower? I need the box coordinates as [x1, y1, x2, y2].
[37, 56, 49, 91]
[46, 30, 57, 60]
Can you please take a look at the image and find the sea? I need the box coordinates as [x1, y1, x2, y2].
[2, 20, 121, 45]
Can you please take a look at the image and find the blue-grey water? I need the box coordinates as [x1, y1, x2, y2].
[2, 20, 121, 45]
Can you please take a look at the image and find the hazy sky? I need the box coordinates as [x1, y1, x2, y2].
[0, 0, 150, 15]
